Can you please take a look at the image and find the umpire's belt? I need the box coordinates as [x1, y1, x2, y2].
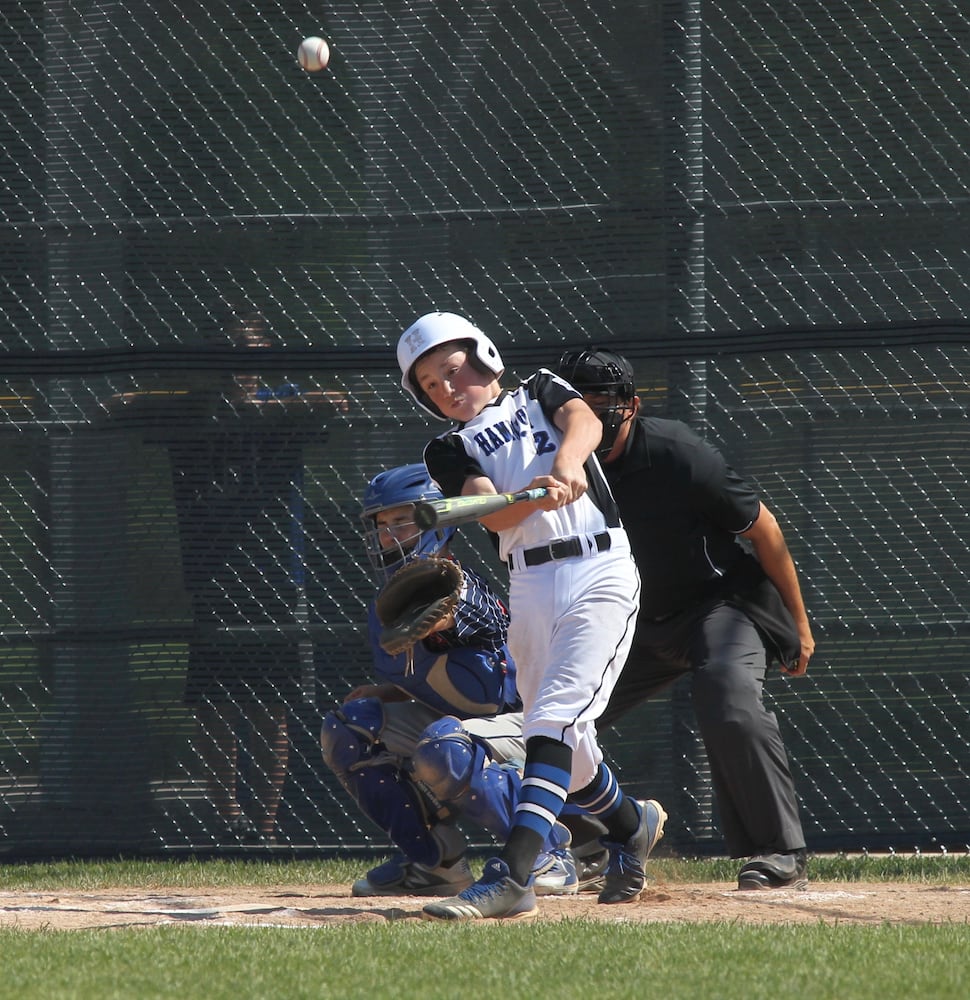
[507, 531, 612, 572]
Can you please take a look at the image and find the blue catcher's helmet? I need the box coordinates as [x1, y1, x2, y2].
[361, 463, 457, 579]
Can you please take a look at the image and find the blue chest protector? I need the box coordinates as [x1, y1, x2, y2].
[366, 563, 518, 716]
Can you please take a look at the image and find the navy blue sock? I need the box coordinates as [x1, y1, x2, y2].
[502, 736, 571, 885]
[569, 762, 639, 844]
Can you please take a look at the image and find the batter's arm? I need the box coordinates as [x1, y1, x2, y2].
[550, 397, 603, 502]
[462, 474, 570, 531]
[742, 502, 815, 676]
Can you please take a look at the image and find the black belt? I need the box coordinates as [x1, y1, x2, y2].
[509, 531, 612, 569]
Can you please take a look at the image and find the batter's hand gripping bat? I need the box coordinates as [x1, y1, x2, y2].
[413, 488, 549, 529]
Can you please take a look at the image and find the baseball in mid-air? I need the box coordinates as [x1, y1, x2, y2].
[298, 36, 330, 72]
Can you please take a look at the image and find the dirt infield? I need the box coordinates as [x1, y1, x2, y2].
[1, 880, 966, 930]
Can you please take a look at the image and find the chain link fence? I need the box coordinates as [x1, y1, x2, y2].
[1, 0, 969, 857]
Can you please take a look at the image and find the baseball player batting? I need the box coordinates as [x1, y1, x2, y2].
[396, 311, 666, 921]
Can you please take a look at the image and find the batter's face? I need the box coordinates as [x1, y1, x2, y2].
[375, 504, 421, 555]
[414, 344, 500, 422]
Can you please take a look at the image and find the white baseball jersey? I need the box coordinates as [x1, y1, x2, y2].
[423, 368, 640, 789]
[423, 368, 622, 561]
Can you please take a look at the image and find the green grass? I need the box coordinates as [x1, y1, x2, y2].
[2, 856, 969, 1000]
[0, 856, 363, 891]
[2, 853, 969, 889]
[3, 922, 970, 1000]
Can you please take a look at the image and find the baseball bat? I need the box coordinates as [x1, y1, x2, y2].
[413, 488, 548, 529]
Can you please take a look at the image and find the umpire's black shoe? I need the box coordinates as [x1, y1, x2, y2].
[737, 849, 808, 890]
[598, 799, 667, 904]
[352, 855, 473, 897]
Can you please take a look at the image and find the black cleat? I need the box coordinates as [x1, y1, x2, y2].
[598, 799, 667, 904]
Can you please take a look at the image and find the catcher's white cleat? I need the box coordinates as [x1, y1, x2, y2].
[532, 847, 579, 896]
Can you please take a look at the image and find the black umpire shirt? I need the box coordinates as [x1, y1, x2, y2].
[605, 415, 801, 667]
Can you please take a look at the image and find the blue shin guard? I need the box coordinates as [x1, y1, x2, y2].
[411, 715, 521, 842]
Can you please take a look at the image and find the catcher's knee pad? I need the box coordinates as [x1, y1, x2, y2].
[412, 716, 520, 841]
[411, 716, 478, 800]
[319, 697, 386, 776]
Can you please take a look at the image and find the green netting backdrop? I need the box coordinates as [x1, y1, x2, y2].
[1, 0, 969, 857]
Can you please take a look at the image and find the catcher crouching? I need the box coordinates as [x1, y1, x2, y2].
[320, 464, 578, 897]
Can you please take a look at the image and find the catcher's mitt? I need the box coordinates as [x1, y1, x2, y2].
[375, 556, 464, 660]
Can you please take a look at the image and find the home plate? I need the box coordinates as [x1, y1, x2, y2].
[731, 890, 867, 903]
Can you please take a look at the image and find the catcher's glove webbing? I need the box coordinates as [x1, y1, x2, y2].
[375, 556, 464, 671]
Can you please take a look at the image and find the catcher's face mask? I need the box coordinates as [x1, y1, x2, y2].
[361, 463, 455, 581]
[365, 506, 454, 581]
[375, 505, 422, 559]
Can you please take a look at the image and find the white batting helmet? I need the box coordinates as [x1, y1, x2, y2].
[397, 312, 505, 419]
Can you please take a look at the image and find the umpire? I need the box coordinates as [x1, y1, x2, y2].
[557, 349, 815, 890]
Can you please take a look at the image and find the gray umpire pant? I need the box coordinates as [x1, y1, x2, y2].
[599, 600, 805, 858]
